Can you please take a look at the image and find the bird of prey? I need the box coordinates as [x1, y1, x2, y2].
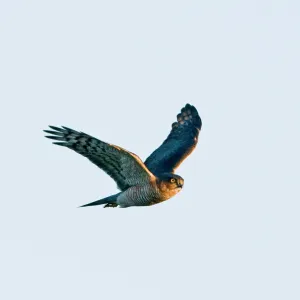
[44, 104, 202, 208]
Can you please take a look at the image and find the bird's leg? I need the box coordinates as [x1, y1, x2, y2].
[103, 203, 118, 208]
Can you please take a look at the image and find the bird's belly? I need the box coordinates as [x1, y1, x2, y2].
[117, 185, 161, 207]
[117, 185, 181, 207]
[159, 187, 182, 201]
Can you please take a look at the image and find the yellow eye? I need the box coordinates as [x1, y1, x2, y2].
[170, 178, 176, 183]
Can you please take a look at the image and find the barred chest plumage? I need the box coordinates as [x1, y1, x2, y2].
[115, 182, 171, 208]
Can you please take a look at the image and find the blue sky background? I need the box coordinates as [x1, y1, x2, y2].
[1, 1, 299, 299]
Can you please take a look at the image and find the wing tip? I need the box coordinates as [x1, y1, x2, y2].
[48, 125, 64, 132]
[176, 103, 202, 130]
[52, 142, 67, 146]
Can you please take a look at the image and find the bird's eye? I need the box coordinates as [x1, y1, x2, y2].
[170, 178, 176, 183]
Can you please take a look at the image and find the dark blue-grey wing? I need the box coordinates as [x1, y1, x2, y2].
[144, 104, 201, 175]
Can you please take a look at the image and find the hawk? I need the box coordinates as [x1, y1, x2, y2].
[44, 104, 202, 208]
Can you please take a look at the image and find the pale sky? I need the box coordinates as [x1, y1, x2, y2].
[0, 1, 299, 299]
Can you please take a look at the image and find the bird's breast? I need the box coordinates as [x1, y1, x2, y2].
[157, 182, 182, 201]
[119, 183, 160, 207]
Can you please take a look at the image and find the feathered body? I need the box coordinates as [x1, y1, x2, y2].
[44, 104, 201, 208]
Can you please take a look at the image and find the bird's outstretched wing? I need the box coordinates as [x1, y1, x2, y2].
[145, 104, 201, 175]
[44, 126, 155, 191]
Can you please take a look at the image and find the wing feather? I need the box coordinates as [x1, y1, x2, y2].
[144, 103, 201, 175]
[44, 126, 155, 191]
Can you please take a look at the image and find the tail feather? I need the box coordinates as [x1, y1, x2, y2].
[79, 193, 120, 208]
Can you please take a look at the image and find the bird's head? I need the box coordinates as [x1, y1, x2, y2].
[156, 173, 184, 197]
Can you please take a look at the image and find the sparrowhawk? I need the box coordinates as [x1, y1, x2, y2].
[44, 104, 202, 208]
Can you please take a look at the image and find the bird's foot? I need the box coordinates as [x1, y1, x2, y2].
[104, 203, 118, 208]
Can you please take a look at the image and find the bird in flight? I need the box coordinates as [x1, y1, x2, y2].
[44, 104, 202, 208]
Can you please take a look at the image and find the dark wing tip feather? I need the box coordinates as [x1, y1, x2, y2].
[175, 103, 202, 130]
[45, 135, 65, 141]
[44, 125, 73, 146]
[44, 130, 64, 136]
[53, 142, 67, 146]
[62, 126, 79, 133]
[49, 125, 65, 132]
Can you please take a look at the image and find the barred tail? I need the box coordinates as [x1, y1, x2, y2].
[79, 193, 120, 208]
